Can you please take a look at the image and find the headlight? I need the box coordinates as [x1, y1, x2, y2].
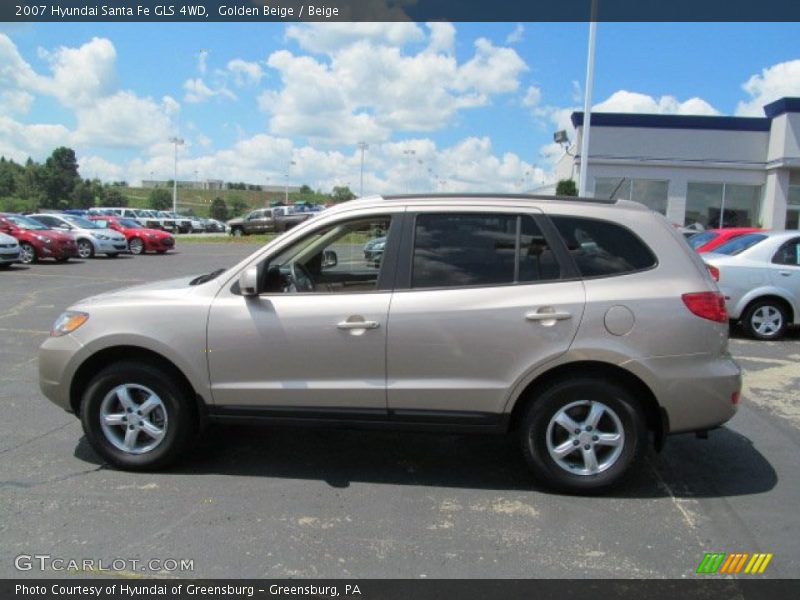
[373, 242, 385, 251]
[50, 311, 89, 337]
[147, 233, 158, 239]
[36, 235, 52, 243]
[91, 233, 110, 240]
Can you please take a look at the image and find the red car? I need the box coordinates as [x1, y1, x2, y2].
[0, 213, 78, 264]
[89, 216, 176, 255]
[687, 227, 764, 253]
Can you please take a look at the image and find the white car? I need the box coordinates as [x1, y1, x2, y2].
[0, 231, 20, 266]
[703, 230, 800, 340]
[30, 213, 129, 259]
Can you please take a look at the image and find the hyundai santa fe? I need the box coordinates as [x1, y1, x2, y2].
[39, 194, 742, 493]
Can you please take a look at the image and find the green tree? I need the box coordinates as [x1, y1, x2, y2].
[71, 179, 96, 209]
[556, 179, 578, 197]
[40, 147, 81, 208]
[331, 185, 355, 203]
[230, 196, 249, 217]
[210, 197, 228, 221]
[299, 184, 313, 195]
[104, 188, 128, 207]
[148, 188, 172, 210]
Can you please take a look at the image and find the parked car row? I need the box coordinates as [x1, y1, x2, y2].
[687, 228, 800, 340]
[0, 211, 176, 264]
[66, 207, 227, 234]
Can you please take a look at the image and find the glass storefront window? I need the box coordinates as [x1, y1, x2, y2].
[686, 182, 762, 228]
[594, 178, 668, 215]
[787, 186, 800, 230]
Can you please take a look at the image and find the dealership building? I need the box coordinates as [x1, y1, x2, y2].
[555, 97, 800, 229]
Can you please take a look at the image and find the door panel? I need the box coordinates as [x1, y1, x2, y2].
[207, 292, 390, 409]
[386, 282, 585, 414]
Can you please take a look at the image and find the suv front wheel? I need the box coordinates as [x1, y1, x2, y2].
[80, 362, 196, 470]
[520, 378, 646, 494]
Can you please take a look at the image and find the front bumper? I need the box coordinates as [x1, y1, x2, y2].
[144, 236, 175, 252]
[39, 334, 85, 412]
[0, 248, 20, 264]
[39, 242, 78, 259]
[94, 238, 128, 253]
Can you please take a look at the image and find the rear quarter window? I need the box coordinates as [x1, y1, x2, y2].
[550, 215, 657, 277]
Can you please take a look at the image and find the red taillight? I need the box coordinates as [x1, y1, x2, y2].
[731, 391, 741, 405]
[706, 264, 720, 282]
[681, 292, 728, 323]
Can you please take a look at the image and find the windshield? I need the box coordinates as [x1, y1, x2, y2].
[688, 231, 717, 249]
[714, 233, 767, 256]
[118, 218, 142, 228]
[64, 216, 101, 229]
[6, 214, 49, 230]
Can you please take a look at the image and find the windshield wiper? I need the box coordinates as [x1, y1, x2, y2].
[189, 268, 226, 286]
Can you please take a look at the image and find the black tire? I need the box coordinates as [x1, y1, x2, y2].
[77, 239, 94, 259]
[106, 253, 119, 258]
[519, 378, 647, 494]
[79, 361, 197, 470]
[128, 237, 145, 255]
[741, 299, 788, 341]
[19, 242, 36, 264]
[55, 256, 70, 263]
[231, 227, 243, 237]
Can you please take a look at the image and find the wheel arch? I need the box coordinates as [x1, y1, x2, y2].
[69, 345, 207, 425]
[507, 360, 665, 447]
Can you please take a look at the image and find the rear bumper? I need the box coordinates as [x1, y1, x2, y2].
[626, 353, 741, 434]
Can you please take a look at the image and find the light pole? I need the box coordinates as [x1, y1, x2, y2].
[284, 160, 296, 204]
[169, 136, 184, 213]
[357, 142, 368, 197]
[403, 149, 416, 193]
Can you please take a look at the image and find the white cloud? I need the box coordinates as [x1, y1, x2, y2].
[37, 37, 117, 108]
[522, 86, 541, 108]
[0, 116, 72, 162]
[77, 154, 125, 181]
[0, 90, 34, 115]
[262, 26, 528, 143]
[73, 92, 176, 148]
[183, 77, 236, 103]
[197, 49, 209, 75]
[285, 22, 424, 54]
[506, 24, 524, 45]
[593, 90, 719, 116]
[736, 59, 800, 116]
[227, 59, 263, 86]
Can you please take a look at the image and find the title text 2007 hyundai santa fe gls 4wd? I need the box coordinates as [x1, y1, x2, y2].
[39, 194, 742, 493]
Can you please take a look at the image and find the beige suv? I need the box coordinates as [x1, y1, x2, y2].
[39, 195, 741, 493]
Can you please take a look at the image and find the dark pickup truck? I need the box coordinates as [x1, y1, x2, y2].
[227, 206, 312, 236]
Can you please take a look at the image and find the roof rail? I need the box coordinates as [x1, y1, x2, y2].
[381, 193, 617, 204]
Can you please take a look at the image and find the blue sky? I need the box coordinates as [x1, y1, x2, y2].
[1, 22, 799, 194]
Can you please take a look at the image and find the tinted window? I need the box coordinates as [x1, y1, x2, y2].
[688, 231, 717, 249]
[772, 239, 800, 266]
[714, 233, 767, 256]
[550, 216, 656, 277]
[411, 213, 559, 289]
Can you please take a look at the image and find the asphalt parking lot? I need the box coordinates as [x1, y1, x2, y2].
[1, 244, 799, 579]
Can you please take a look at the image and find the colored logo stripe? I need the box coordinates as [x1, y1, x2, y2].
[697, 553, 726, 574]
[744, 553, 773, 574]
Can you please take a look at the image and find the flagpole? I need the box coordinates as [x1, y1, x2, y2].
[578, 0, 598, 197]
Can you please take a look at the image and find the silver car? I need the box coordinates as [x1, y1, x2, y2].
[39, 194, 741, 493]
[30, 213, 129, 259]
[703, 230, 800, 340]
[0, 231, 20, 266]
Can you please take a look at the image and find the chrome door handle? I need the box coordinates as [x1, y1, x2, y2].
[525, 310, 572, 322]
[779, 271, 792, 277]
[337, 320, 380, 330]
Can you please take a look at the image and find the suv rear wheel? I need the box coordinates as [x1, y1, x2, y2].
[80, 362, 196, 470]
[520, 378, 646, 494]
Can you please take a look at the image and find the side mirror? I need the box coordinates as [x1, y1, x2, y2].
[239, 267, 259, 297]
[322, 250, 338, 269]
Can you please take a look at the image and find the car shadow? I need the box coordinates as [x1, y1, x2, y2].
[73, 424, 777, 498]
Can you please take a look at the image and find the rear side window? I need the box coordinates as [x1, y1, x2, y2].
[714, 233, 766, 256]
[411, 213, 560, 288]
[550, 216, 656, 277]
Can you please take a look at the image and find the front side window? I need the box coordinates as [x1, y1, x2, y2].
[550, 215, 657, 277]
[411, 213, 560, 289]
[258, 216, 392, 294]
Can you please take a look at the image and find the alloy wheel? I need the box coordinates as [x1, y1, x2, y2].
[750, 305, 783, 338]
[99, 383, 168, 455]
[77, 240, 93, 259]
[19, 243, 35, 264]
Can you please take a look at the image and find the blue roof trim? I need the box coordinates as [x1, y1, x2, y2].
[570, 111, 770, 132]
[763, 97, 800, 118]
